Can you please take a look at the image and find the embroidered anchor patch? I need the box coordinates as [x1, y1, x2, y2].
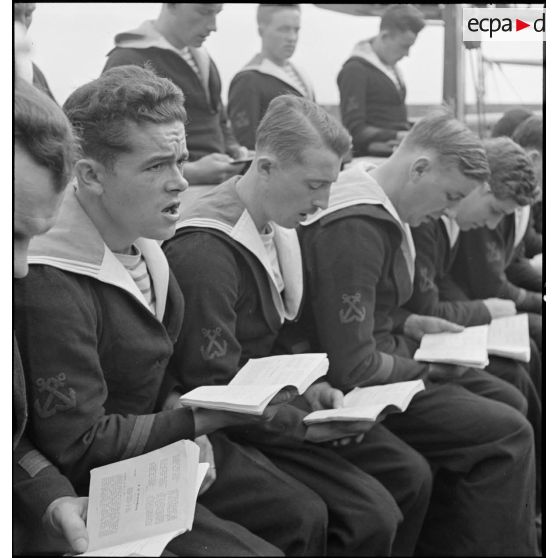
[34, 373, 77, 419]
[200, 327, 228, 360]
[339, 292, 366, 324]
[485, 241, 502, 264]
[418, 266, 436, 293]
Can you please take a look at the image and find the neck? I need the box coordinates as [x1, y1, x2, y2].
[263, 49, 288, 67]
[370, 36, 392, 67]
[75, 188, 136, 254]
[235, 170, 270, 232]
[369, 155, 407, 217]
[154, 13, 188, 50]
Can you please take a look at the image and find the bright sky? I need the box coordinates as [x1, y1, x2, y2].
[27, 3, 544, 107]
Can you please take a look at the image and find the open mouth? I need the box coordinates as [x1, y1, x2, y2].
[162, 201, 180, 216]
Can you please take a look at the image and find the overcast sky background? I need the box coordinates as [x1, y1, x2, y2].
[27, 3, 544, 107]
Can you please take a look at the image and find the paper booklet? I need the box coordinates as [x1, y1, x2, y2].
[413, 324, 489, 368]
[180, 353, 329, 415]
[487, 314, 531, 363]
[303, 380, 425, 424]
[80, 440, 208, 557]
[413, 313, 531, 368]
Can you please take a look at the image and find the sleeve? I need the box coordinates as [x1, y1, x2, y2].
[220, 101, 243, 155]
[303, 218, 427, 392]
[522, 215, 543, 257]
[13, 434, 77, 522]
[227, 73, 264, 150]
[337, 62, 399, 152]
[505, 243, 543, 292]
[165, 233, 308, 443]
[14, 266, 196, 488]
[451, 227, 542, 314]
[405, 223, 492, 326]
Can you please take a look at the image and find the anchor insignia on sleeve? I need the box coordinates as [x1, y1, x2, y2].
[339, 292, 366, 323]
[200, 327, 228, 360]
[34, 373, 77, 418]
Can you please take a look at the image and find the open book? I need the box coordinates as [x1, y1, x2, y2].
[180, 353, 329, 415]
[80, 440, 208, 557]
[487, 314, 530, 363]
[303, 380, 424, 424]
[413, 325, 489, 368]
[413, 313, 530, 367]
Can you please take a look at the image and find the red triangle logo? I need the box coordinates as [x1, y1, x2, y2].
[516, 18, 530, 31]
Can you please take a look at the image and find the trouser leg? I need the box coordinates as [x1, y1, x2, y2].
[450, 365, 528, 413]
[235, 433, 402, 557]
[200, 432, 327, 556]
[383, 384, 537, 556]
[486, 355, 542, 513]
[334, 423, 433, 557]
[165, 504, 284, 557]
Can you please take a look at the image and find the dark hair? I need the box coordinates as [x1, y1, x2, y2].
[491, 108, 533, 138]
[63, 65, 186, 166]
[484, 137, 539, 205]
[257, 4, 300, 26]
[512, 115, 542, 153]
[255, 94, 351, 164]
[380, 4, 425, 34]
[14, 78, 77, 192]
[402, 110, 490, 182]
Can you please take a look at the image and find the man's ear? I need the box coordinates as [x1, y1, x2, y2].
[74, 158, 107, 196]
[255, 155, 274, 179]
[409, 156, 430, 182]
[527, 148, 541, 165]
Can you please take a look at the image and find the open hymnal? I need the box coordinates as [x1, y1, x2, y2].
[180, 353, 329, 415]
[487, 314, 530, 363]
[80, 440, 208, 557]
[413, 313, 531, 367]
[303, 380, 424, 424]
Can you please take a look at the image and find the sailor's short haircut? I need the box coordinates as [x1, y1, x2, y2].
[380, 4, 425, 35]
[491, 108, 533, 139]
[15, 78, 77, 192]
[257, 4, 300, 27]
[401, 110, 490, 182]
[255, 94, 351, 164]
[484, 137, 539, 206]
[512, 115, 543, 153]
[63, 65, 186, 167]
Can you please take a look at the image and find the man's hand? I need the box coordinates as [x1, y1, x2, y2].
[483, 298, 517, 320]
[403, 314, 464, 342]
[183, 153, 239, 185]
[424, 363, 471, 382]
[42, 496, 89, 554]
[304, 421, 371, 445]
[303, 381, 344, 411]
[227, 145, 252, 161]
[195, 435, 216, 495]
[192, 387, 298, 435]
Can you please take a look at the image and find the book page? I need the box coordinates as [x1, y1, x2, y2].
[81, 531, 182, 557]
[414, 325, 489, 368]
[303, 380, 425, 424]
[487, 314, 530, 362]
[180, 384, 282, 414]
[229, 354, 329, 393]
[82, 440, 200, 554]
[344, 380, 424, 410]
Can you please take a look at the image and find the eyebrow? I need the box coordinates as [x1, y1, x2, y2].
[143, 151, 188, 167]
